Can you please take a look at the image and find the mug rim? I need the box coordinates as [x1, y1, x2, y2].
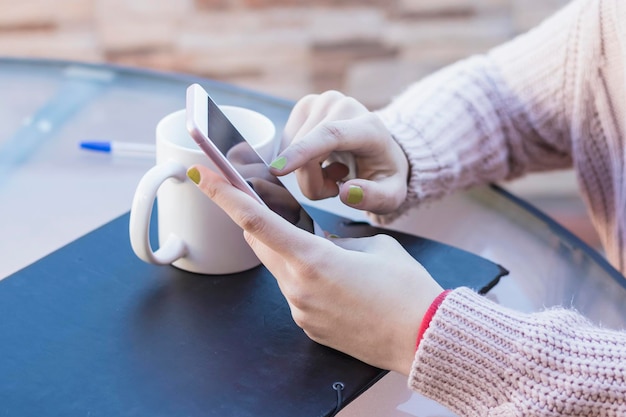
[156, 107, 276, 154]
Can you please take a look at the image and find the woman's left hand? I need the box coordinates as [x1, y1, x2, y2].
[271, 91, 410, 215]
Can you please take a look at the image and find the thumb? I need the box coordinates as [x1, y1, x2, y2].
[329, 233, 404, 254]
[339, 176, 407, 214]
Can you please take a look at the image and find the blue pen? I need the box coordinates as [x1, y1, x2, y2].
[80, 140, 155, 157]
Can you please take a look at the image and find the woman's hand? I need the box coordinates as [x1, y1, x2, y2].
[271, 91, 410, 215]
[187, 164, 443, 375]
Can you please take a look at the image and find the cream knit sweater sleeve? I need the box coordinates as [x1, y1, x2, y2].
[374, 0, 626, 273]
[414, 288, 626, 416]
[372, 0, 626, 414]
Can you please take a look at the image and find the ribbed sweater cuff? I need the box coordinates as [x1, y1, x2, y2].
[371, 100, 448, 225]
[409, 287, 525, 415]
[415, 289, 452, 351]
[371, 56, 513, 225]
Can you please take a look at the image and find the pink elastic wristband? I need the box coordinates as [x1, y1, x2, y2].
[415, 289, 452, 351]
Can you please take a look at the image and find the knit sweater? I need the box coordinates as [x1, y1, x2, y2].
[375, 0, 626, 415]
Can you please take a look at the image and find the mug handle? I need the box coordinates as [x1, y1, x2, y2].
[129, 160, 188, 265]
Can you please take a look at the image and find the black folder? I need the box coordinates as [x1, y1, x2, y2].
[0, 209, 507, 417]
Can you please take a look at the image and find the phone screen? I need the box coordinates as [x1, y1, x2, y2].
[198, 92, 318, 234]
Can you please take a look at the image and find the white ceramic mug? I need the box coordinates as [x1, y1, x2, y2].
[129, 107, 275, 275]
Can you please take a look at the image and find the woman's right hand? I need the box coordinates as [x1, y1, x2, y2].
[270, 91, 410, 215]
[188, 164, 444, 375]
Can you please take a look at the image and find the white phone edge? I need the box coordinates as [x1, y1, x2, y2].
[185, 83, 265, 206]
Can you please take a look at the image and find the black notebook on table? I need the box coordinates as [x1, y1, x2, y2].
[0, 208, 507, 417]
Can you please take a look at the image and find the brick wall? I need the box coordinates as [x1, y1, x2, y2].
[0, 0, 569, 108]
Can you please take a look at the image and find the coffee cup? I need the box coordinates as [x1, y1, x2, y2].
[129, 106, 275, 275]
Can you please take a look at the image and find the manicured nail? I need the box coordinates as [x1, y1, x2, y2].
[187, 167, 201, 184]
[270, 156, 287, 170]
[346, 185, 363, 205]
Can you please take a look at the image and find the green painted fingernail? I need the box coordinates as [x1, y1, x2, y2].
[270, 156, 287, 170]
[347, 185, 363, 205]
[187, 167, 201, 184]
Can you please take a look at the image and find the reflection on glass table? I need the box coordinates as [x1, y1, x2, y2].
[1, 57, 624, 417]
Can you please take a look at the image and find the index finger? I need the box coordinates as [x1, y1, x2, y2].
[187, 164, 317, 257]
[270, 113, 380, 176]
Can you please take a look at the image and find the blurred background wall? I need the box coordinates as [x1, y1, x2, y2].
[0, 0, 569, 109]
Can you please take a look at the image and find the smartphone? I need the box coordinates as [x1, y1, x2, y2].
[186, 84, 265, 206]
[186, 83, 319, 233]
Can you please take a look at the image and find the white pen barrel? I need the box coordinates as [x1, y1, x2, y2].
[111, 142, 156, 154]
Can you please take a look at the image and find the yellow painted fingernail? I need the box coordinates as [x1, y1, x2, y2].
[270, 156, 287, 170]
[347, 185, 363, 205]
[187, 167, 201, 184]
